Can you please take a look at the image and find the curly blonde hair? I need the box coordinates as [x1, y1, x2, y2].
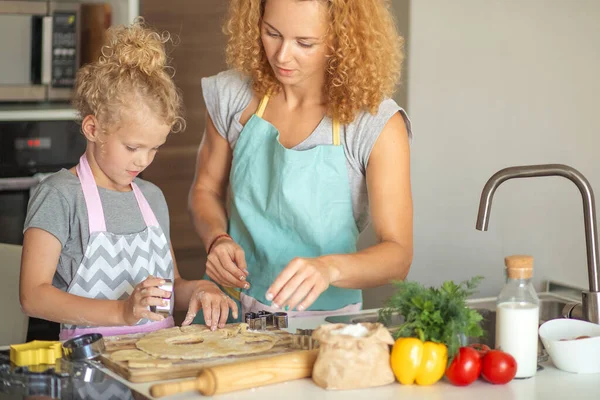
[73, 18, 185, 133]
[223, 0, 403, 124]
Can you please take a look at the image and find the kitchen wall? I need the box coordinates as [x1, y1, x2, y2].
[140, 0, 229, 323]
[364, 0, 600, 307]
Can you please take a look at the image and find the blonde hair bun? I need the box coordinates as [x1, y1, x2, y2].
[101, 17, 169, 77]
[73, 17, 185, 133]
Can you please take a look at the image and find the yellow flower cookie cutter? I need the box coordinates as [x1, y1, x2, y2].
[10, 341, 63, 366]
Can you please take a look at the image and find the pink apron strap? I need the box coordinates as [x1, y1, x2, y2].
[131, 182, 159, 227]
[76, 155, 107, 233]
[76, 154, 160, 232]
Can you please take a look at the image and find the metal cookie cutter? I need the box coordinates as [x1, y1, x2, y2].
[273, 312, 288, 329]
[246, 311, 269, 331]
[61, 333, 105, 362]
[149, 278, 173, 316]
[257, 310, 274, 326]
[292, 329, 319, 350]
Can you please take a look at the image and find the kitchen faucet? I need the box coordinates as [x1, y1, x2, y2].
[475, 164, 600, 324]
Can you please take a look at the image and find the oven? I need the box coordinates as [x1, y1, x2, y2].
[0, 110, 86, 340]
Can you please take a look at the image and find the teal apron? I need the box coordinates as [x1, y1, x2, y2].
[195, 94, 362, 324]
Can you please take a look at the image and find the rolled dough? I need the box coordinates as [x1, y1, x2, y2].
[135, 323, 279, 360]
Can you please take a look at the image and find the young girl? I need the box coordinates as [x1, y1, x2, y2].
[19, 19, 237, 340]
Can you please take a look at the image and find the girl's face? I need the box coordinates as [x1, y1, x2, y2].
[90, 112, 170, 191]
[261, 0, 329, 87]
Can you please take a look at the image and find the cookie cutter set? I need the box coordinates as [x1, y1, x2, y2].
[10, 333, 105, 367]
[3, 333, 109, 398]
[245, 310, 288, 330]
[244, 311, 319, 350]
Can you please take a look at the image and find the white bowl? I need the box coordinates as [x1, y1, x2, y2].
[538, 319, 600, 374]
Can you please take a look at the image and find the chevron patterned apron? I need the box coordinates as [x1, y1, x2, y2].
[59, 154, 175, 340]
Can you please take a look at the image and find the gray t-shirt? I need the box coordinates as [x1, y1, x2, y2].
[201, 70, 413, 232]
[23, 169, 171, 291]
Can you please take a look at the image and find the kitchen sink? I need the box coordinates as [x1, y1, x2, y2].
[324, 292, 572, 361]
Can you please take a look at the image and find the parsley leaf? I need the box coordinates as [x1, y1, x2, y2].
[379, 276, 484, 359]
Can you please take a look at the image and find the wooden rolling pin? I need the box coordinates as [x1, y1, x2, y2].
[150, 349, 319, 397]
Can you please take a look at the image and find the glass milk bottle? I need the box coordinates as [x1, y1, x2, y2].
[495, 255, 540, 378]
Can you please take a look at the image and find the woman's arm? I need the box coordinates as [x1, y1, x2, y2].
[188, 112, 248, 288]
[19, 228, 167, 326]
[325, 111, 413, 287]
[267, 112, 413, 310]
[188, 113, 232, 252]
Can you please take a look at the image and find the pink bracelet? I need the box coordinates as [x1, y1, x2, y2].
[207, 233, 232, 254]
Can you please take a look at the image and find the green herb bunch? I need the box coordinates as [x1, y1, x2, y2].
[379, 276, 484, 359]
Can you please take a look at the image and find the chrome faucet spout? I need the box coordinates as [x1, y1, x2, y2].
[475, 164, 600, 323]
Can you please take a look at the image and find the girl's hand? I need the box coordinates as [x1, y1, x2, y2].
[122, 276, 171, 326]
[266, 257, 336, 312]
[182, 282, 239, 330]
[206, 236, 250, 289]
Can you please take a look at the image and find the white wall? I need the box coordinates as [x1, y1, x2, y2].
[362, 0, 600, 308]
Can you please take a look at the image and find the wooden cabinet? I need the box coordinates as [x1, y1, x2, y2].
[140, 1, 228, 322]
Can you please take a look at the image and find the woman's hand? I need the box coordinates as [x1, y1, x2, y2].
[182, 282, 239, 330]
[206, 236, 250, 289]
[266, 257, 337, 312]
[122, 276, 171, 326]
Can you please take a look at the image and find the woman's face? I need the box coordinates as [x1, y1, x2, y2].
[261, 0, 329, 87]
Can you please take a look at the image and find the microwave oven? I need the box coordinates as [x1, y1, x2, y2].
[0, 1, 80, 102]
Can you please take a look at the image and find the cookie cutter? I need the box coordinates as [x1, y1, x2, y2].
[246, 312, 268, 331]
[273, 312, 288, 329]
[149, 278, 173, 316]
[244, 311, 256, 325]
[257, 310, 274, 326]
[246, 310, 284, 330]
[292, 329, 319, 350]
[61, 333, 105, 361]
[10, 341, 63, 366]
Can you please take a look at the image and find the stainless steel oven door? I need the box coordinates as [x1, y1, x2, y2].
[0, 176, 41, 245]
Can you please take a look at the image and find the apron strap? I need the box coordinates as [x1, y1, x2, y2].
[76, 155, 107, 233]
[76, 154, 161, 233]
[332, 119, 341, 146]
[256, 94, 270, 118]
[256, 94, 341, 146]
[131, 182, 160, 227]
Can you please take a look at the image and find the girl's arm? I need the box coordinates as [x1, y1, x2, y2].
[20, 228, 169, 326]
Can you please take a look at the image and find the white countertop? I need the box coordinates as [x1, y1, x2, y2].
[102, 310, 600, 400]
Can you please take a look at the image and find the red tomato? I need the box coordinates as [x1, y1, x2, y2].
[445, 347, 482, 386]
[481, 350, 517, 384]
[468, 343, 491, 358]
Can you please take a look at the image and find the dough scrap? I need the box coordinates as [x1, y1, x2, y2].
[128, 359, 173, 369]
[110, 349, 152, 362]
[135, 323, 279, 360]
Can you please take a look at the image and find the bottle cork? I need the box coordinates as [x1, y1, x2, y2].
[504, 255, 534, 279]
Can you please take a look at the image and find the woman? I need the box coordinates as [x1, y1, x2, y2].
[189, 0, 413, 323]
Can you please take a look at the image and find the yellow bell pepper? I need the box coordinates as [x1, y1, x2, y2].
[390, 337, 448, 386]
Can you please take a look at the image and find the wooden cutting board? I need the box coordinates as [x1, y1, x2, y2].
[100, 328, 298, 383]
